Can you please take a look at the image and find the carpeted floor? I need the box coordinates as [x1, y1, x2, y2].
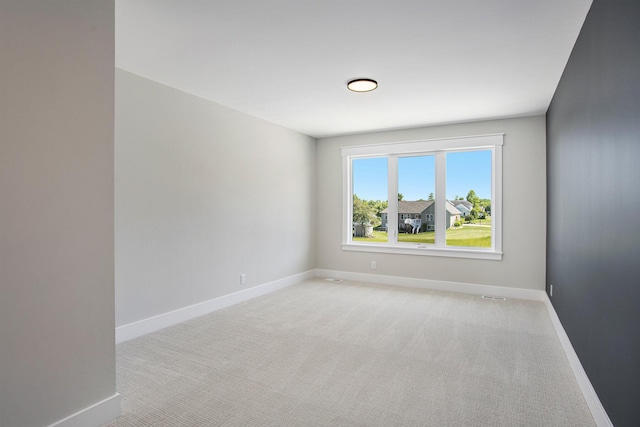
[104, 278, 595, 426]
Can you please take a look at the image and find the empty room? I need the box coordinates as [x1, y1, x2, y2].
[1, 1, 639, 426]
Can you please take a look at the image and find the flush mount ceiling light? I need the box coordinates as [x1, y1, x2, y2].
[347, 78, 378, 92]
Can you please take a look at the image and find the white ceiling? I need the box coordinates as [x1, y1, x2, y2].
[116, 0, 592, 138]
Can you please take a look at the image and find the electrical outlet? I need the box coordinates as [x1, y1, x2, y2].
[549, 284, 553, 297]
[240, 274, 246, 284]
[371, 261, 377, 270]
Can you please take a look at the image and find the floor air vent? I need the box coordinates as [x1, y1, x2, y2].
[481, 295, 506, 301]
[324, 278, 343, 283]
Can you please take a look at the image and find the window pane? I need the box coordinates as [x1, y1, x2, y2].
[352, 157, 388, 242]
[445, 150, 492, 247]
[397, 155, 435, 244]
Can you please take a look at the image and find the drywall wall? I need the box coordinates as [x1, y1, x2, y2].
[0, 1, 118, 426]
[317, 116, 546, 290]
[115, 69, 316, 327]
[547, 1, 640, 425]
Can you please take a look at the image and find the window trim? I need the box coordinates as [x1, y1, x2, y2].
[342, 133, 503, 260]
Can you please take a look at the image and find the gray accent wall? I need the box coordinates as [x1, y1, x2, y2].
[0, 1, 117, 426]
[546, 1, 640, 425]
[115, 70, 316, 327]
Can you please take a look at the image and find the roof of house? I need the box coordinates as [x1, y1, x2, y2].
[380, 200, 462, 215]
[381, 200, 432, 214]
[446, 201, 462, 215]
[451, 200, 473, 209]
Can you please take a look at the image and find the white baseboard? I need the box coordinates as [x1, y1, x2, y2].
[315, 269, 546, 301]
[116, 270, 315, 344]
[48, 393, 121, 427]
[543, 296, 613, 427]
[113, 268, 611, 426]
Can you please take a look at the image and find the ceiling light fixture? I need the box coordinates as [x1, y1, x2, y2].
[347, 78, 378, 92]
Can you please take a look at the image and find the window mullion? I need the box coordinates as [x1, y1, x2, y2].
[492, 146, 502, 253]
[345, 156, 352, 243]
[435, 152, 446, 247]
[388, 155, 398, 243]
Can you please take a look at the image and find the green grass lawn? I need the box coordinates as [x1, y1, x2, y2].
[354, 225, 491, 248]
[445, 226, 491, 247]
[465, 216, 492, 227]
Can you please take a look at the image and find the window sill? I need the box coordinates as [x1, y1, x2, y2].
[342, 242, 503, 260]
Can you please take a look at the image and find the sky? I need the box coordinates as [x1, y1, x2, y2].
[353, 150, 492, 201]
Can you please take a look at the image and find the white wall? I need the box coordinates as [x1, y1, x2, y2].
[317, 116, 547, 291]
[115, 69, 316, 327]
[0, 1, 118, 426]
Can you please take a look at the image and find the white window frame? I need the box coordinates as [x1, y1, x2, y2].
[342, 134, 503, 260]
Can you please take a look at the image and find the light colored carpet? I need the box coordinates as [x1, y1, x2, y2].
[104, 278, 595, 426]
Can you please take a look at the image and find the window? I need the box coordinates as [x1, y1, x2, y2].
[446, 150, 492, 248]
[352, 157, 387, 241]
[398, 155, 434, 244]
[343, 134, 503, 260]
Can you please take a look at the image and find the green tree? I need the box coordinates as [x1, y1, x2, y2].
[428, 192, 434, 200]
[398, 193, 404, 201]
[366, 199, 388, 226]
[479, 199, 491, 215]
[353, 194, 376, 225]
[465, 190, 484, 223]
[367, 199, 388, 215]
[466, 190, 479, 207]
[469, 207, 480, 221]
